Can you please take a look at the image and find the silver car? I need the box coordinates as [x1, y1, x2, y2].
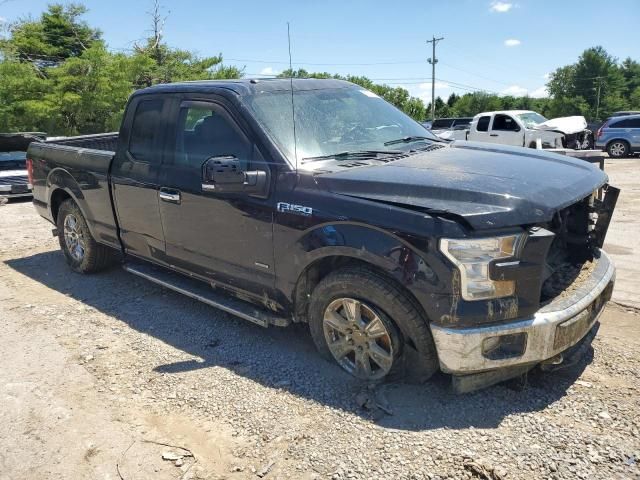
[595, 114, 640, 158]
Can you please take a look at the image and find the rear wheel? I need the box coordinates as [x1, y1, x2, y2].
[607, 140, 629, 158]
[308, 267, 439, 383]
[56, 199, 116, 273]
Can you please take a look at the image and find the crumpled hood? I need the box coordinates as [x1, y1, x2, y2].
[532, 116, 588, 135]
[315, 141, 607, 230]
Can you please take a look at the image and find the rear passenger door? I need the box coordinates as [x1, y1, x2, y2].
[111, 95, 170, 262]
[471, 115, 492, 142]
[488, 114, 524, 146]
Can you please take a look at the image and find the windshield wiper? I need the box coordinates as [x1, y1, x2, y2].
[301, 150, 403, 164]
[384, 135, 443, 146]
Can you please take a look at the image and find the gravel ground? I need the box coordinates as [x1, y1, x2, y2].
[1, 179, 640, 479]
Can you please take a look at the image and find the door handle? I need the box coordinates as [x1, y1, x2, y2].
[159, 188, 181, 204]
[490, 134, 499, 137]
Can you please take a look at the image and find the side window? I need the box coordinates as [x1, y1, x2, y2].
[492, 114, 520, 131]
[175, 103, 252, 168]
[611, 118, 640, 128]
[476, 116, 490, 132]
[129, 99, 164, 162]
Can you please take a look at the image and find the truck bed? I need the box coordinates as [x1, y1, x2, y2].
[46, 132, 119, 152]
[28, 133, 120, 249]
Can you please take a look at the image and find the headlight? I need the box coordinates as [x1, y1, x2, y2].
[440, 234, 523, 301]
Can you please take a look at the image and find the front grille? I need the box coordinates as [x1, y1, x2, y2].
[540, 196, 596, 303]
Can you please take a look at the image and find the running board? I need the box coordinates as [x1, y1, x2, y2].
[123, 262, 290, 328]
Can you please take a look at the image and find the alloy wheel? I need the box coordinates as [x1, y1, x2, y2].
[63, 214, 86, 261]
[323, 297, 395, 380]
[610, 142, 627, 157]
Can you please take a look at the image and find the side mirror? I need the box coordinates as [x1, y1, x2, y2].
[202, 156, 268, 196]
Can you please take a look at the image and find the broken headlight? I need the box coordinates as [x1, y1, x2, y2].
[440, 234, 523, 301]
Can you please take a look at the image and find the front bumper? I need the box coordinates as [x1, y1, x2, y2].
[0, 183, 32, 198]
[430, 250, 615, 374]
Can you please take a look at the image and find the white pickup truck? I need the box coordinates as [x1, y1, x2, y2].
[466, 110, 593, 149]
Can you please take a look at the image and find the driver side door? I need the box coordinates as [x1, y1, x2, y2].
[157, 98, 275, 300]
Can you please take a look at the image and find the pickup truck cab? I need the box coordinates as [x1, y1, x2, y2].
[28, 79, 619, 392]
[467, 110, 593, 150]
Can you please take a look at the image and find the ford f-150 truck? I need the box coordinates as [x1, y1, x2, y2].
[28, 79, 619, 392]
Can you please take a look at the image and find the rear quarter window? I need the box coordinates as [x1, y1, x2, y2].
[129, 99, 164, 162]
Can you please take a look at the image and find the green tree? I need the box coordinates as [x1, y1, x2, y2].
[0, 2, 242, 135]
[546, 47, 629, 120]
[0, 59, 53, 131]
[1, 4, 101, 61]
[43, 44, 134, 134]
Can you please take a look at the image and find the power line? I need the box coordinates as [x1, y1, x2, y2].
[225, 57, 426, 66]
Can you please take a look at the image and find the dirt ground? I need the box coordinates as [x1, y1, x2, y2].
[0, 158, 639, 480]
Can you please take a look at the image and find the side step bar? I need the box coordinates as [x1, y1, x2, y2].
[123, 263, 290, 328]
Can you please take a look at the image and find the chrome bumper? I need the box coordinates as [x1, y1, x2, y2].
[430, 250, 615, 374]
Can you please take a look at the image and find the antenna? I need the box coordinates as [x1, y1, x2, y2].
[287, 22, 298, 170]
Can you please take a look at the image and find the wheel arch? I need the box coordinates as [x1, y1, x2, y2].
[606, 138, 630, 150]
[292, 253, 431, 335]
[46, 169, 96, 239]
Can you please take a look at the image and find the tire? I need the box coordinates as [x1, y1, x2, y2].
[308, 267, 439, 383]
[56, 199, 116, 273]
[607, 140, 629, 158]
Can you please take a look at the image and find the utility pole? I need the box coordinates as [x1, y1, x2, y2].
[594, 77, 603, 120]
[427, 35, 444, 121]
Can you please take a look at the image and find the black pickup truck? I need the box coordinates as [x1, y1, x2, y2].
[28, 79, 619, 392]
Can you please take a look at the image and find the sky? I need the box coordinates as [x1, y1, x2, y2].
[1, 0, 639, 103]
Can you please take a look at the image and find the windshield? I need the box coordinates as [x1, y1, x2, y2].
[0, 151, 26, 170]
[516, 112, 547, 128]
[243, 87, 439, 169]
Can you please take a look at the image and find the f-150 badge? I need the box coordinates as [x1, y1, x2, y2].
[277, 202, 313, 216]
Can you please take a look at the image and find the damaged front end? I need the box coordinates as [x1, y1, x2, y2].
[541, 185, 619, 304]
[430, 185, 620, 393]
[531, 115, 594, 150]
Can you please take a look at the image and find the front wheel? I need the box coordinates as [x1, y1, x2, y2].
[57, 199, 116, 273]
[308, 267, 439, 383]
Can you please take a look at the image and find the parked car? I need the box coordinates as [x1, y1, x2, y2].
[0, 132, 45, 199]
[28, 79, 619, 392]
[430, 117, 473, 141]
[467, 110, 593, 149]
[595, 114, 640, 158]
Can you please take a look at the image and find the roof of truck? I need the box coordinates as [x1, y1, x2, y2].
[133, 78, 355, 97]
[472, 110, 535, 118]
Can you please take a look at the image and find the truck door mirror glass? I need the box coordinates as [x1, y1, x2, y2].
[202, 155, 267, 195]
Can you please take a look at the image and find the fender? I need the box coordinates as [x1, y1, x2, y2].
[276, 221, 454, 322]
[47, 168, 90, 227]
[46, 167, 120, 249]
